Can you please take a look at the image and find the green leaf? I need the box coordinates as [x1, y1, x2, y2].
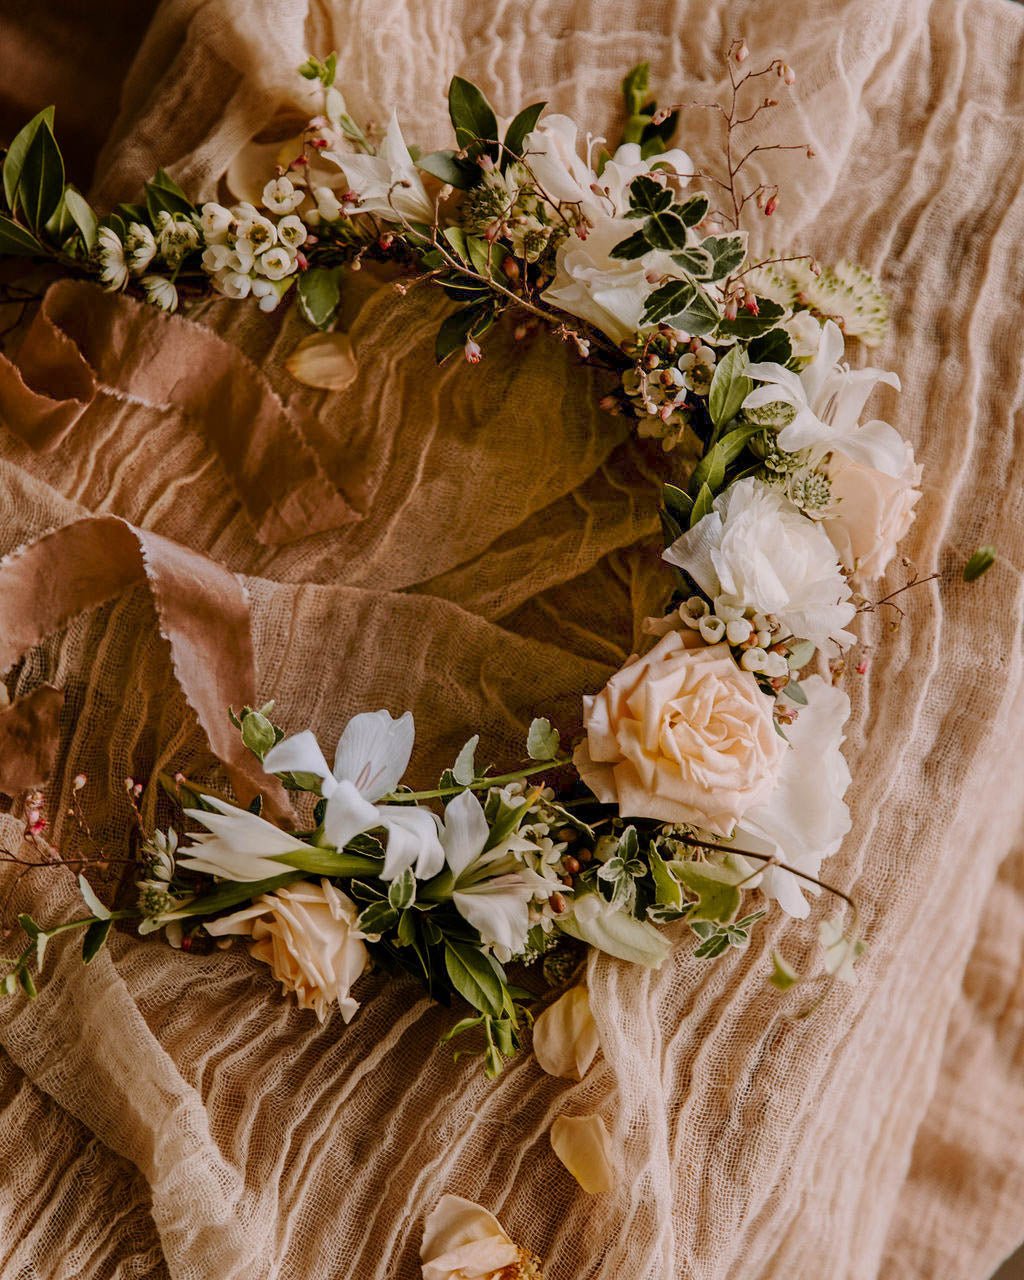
[78, 875, 112, 921]
[241, 710, 277, 760]
[448, 76, 499, 159]
[717, 296, 786, 338]
[388, 867, 417, 911]
[452, 735, 479, 786]
[435, 302, 492, 364]
[18, 967, 37, 998]
[526, 716, 560, 761]
[782, 680, 808, 706]
[465, 234, 500, 279]
[444, 939, 505, 1016]
[3, 107, 55, 210]
[643, 209, 689, 251]
[502, 102, 545, 165]
[417, 149, 478, 189]
[675, 862, 742, 923]
[609, 227, 652, 260]
[689, 481, 715, 527]
[748, 327, 793, 365]
[622, 63, 650, 119]
[0, 214, 43, 256]
[442, 225, 469, 260]
[296, 266, 342, 330]
[701, 233, 746, 280]
[44, 191, 75, 243]
[356, 900, 399, 938]
[690, 444, 726, 496]
[63, 186, 98, 250]
[144, 168, 194, 221]
[670, 246, 713, 278]
[708, 345, 752, 428]
[677, 193, 710, 227]
[649, 851, 684, 910]
[769, 951, 800, 991]
[662, 482, 693, 525]
[17, 913, 40, 940]
[693, 932, 731, 959]
[787, 639, 816, 670]
[626, 175, 673, 216]
[640, 278, 696, 325]
[82, 918, 113, 963]
[964, 545, 996, 581]
[16, 121, 64, 232]
[439, 1013, 485, 1042]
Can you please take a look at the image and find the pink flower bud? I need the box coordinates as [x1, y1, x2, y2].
[764, 194, 779, 216]
[724, 296, 739, 321]
[736, 41, 749, 63]
[72, 774, 87, 791]
[783, 64, 796, 85]
[464, 338, 483, 364]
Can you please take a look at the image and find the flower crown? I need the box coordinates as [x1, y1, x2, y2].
[0, 45, 994, 1128]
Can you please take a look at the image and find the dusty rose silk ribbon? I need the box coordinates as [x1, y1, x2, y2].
[0, 278, 366, 546]
[0, 515, 289, 816]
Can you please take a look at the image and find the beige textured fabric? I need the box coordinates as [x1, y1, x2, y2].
[1, 1, 1023, 1277]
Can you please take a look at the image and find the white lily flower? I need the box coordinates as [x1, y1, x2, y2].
[262, 710, 445, 881]
[744, 319, 904, 469]
[439, 789, 554, 955]
[328, 110, 434, 224]
[178, 794, 311, 881]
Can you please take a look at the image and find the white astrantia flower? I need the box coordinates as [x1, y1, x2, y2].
[329, 110, 434, 224]
[439, 789, 556, 955]
[744, 319, 903, 468]
[141, 274, 178, 313]
[156, 212, 200, 267]
[262, 710, 445, 881]
[733, 676, 852, 918]
[96, 226, 127, 289]
[262, 175, 305, 215]
[178, 794, 312, 881]
[663, 476, 856, 650]
[125, 222, 157, 274]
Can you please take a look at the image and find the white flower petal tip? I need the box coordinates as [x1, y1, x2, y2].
[532, 985, 600, 1080]
[549, 1113, 616, 1195]
[420, 1194, 534, 1280]
[285, 331, 358, 391]
[334, 708, 415, 801]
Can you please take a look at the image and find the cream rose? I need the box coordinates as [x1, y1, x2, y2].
[573, 630, 788, 835]
[205, 878, 369, 1023]
[825, 442, 922, 580]
[420, 1195, 540, 1280]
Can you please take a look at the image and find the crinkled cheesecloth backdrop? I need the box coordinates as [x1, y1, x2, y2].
[0, 1, 1023, 1277]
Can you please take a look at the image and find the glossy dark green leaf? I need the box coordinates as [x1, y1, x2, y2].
[448, 76, 499, 159]
[677, 193, 710, 227]
[640, 278, 696, 325]
[417, 149, 479, 189]
[16, 121, 64, 232]
[502, 101, 545, 166]
[717, 296, 786, 338]
[0, 213, 43, 256]
[63, 186, 98, 250]
[609, 227, 651, 260]
[748, 326, 792, 365]
[444, 939, 505, 1016]
[689, 481, 715, 527]
[144, 168, 194, 221]
[82, 918, 113, 963]
[643, 209, 689, 251]
[2, 106, 54, 210]
[701, 233, 746, 280]
[625, 174, 673, 217]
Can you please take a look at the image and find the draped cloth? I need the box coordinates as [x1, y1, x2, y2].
[0, 1, 1023, 1276]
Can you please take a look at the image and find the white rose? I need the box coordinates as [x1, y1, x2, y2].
[664, 477, 856, 650]
[825, 435, 922, 580]
[205, 878, 369, 1023]
[542, 217, 659, 344]
[735, 676, 852, 917]
[420, 1196, 535, 1280]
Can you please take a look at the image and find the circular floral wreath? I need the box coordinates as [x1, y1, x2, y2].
[3, 41, 984, 1106]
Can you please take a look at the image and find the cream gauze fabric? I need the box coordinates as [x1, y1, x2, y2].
[1, 0, 1024, 1277]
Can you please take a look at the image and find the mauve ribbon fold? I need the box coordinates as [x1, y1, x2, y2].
[0, 278, 367, 546]
[0, 515, 290, 819]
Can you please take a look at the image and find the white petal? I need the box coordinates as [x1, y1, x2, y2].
[452, 877, 533, 953]
[333, 709, 414, 801]
[377, 805, 444, 880]
[420, 1195, 517, 1279]
[263, 730, 335, 793]
[441, 789, 490, 880]
[550, 1114, 616, 1194]
[322, 778, 381, 848]
[532, 985, 601, 1080]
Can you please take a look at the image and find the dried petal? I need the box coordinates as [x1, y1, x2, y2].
[285, 331, 358, 390]
[549, 1113, 615, 1194]
[532, 985, 600, 1081]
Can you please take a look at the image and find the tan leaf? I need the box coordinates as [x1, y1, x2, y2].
[549, 1113, 615, 1194]
[285, 331, 358, 391]
[532, 984, 600, 1080]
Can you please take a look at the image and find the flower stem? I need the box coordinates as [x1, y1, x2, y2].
[381, 757, 572, 804]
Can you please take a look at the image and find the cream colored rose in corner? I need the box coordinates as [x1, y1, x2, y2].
[824, 442, 922, 580]
[549, 1114, 615, 1195]
[205, 878, 369, 1023]
[573, 630, 788, 835]
[420, 1194, 544, 1280]
[532, 985, 600, 1081]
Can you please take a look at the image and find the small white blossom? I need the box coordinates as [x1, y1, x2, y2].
[276, 214, 307, 250]
[251, 277, 289, 312]
[262, 175, 305, 215]
[158, 216, 200, 267]
[141, 274, 178, 312]
[213, 269, 252, 299]
[256, 245, 297, 280]
[235, 210, 277, 257]
[96, 226, 127, 289]
[200, 202, 233, 244]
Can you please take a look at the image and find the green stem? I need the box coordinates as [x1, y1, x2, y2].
[381, 757, 572, 804]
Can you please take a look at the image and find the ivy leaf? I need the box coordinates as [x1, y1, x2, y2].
[963, 546, 996, 581]
[16, 120, 64, 233]
[82, 918, 113, 963]
[452, 734, 480, 785]
[708, 345, 752, 428]
[748, 326, 793, 365]
[670, 245, 713, 278]
[640, 278, 696, 325]
[444, 939, 505, 1016]
[643, 209, 689, 251]
[502, 101, 545, 165]
[693, 932, 731, 959]
[676, 193, 710, 227]
[356, 900, 399, 938]
[3, 106, 55, 211]
[417, 149, 478, 190]
[675, 862, 743, 923]
[448, 76, 499, 160]
[609, 227, 652, 260]
[296, 266, 342, 330]
[0, 214, 43, 256]
[701, 233, 746, 280]
[626, 174, 673, 216]
[717, 296, 786, 338]
[388, 867, 417, 911]
[526, 716, 560, 761]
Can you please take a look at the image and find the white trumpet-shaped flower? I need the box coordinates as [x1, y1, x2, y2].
[439, 789, 555, 955]
[328, 110, 434, 224]
[262, 710, 444, 881]
[178, 794, 311, 881]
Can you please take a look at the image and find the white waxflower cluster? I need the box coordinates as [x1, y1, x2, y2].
[666, 595, 791, 679]
[96, 211, 201, 313]
[200, 178, 311, 312]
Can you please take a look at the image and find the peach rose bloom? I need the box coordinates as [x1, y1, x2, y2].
[825, 445, 922, 580]
[574, 631, 787, 835]
[205, 878, 369, 1022]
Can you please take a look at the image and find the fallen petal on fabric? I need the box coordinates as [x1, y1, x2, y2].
[549, 1113, 615, 1194]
